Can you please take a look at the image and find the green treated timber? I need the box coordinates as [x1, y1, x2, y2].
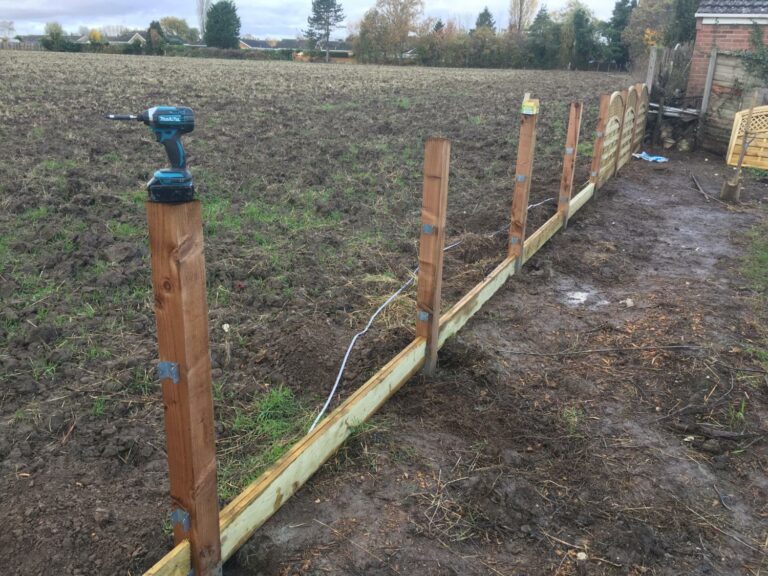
[144, 339, 427, 576]
[523, 212, 564, 264]
[437, 255, 518, 349]
[438, 181, 594, 347]
[569, 182, 594, 216]
[143, 541, 190, 576]
[143, 180, 597, 576]
[218, 338, 426, 559]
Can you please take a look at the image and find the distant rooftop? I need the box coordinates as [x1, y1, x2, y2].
[239, 38, 351, 51]
[697, 0, 768, 14]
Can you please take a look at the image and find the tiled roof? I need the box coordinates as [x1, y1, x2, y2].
[697, 0, 768, 14]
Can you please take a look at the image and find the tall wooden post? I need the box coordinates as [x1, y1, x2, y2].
[589, 94, 611, 196]
[509, 96, 539, 271]
[147, 201, 222, 576]
[646, 47, 658, 94]
[697, 47, 718, 149]
[558, 102, 583, 229]
[416, 138, 451, 376]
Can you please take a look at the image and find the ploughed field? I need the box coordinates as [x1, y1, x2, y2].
[0, 50, 715, 575]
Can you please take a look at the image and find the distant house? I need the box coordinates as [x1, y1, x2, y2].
[686, 0, 768, 151]
[239, 38, 302, 50]
[76, 31, 146, 45]
[687, 0, 768, 97]
[18, 34, 78, 46]
[239, 37, 354, 58]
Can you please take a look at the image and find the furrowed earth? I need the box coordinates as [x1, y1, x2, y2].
[1, 52, 767, 575]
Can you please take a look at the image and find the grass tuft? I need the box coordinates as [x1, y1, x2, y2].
[217, 386, 313, 501]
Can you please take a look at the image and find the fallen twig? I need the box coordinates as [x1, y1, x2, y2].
[691, 173, 729, 206]
[715, 361, 768, 375]
[713, 484, 734, 512]
[683, 504, 764, 554]
[504, 344, 702, 358]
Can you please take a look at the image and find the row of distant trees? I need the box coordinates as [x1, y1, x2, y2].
[39, 0, 242, 53]
[35, 0, 698, 70]
[347, 0, 700, 69]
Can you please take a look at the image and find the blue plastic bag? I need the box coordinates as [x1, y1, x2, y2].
[632, 151, 669, 163]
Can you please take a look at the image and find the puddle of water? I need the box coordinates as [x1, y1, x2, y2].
[566, 291, 590, 305]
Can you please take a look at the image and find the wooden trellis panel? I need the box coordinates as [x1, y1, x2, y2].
[726, 105, 768, 169]
[597, 92, 625, 188]
[633, 84, 649, 153]
[617, 87, 638, 171]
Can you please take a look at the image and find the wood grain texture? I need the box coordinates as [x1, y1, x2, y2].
[143, 541, 191, 576]
[611, 89, 630, 177]
[218, 337, 427, 560]
[590, 94, 611, 192]
[146, 201, 221, 576]
[416, 138, 451, 374]
[142, 169, 607, 576]
[558, 102, 583, 227]
[509, 101, 539, 266]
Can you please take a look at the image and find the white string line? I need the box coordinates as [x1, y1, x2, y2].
[308, 197, 555, 432]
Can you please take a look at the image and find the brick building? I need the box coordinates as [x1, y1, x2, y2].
[687, 0, 768, 97]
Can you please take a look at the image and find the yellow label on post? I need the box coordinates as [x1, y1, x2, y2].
[521, 98, 540, 115]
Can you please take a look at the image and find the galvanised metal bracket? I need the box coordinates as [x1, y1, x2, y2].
[417, 310, 430, 322]
[509, 237, 521, 245]
[170, 507, 190, 533]
[590, 170, 598, 178]
[596, 130, 604, 138]
[422, 223, 435, 235]
[515, 174, 526, 182]
[157, 361, 180, 384]
[559, 195, 570, 203]
[565, 146, 575, 155]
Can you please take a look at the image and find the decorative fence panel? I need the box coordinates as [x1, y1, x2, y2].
[597, 92, 625, 188]
[634, 84, 649, 154]
[618, 87, 638, 170]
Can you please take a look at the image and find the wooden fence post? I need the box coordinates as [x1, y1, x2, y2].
[646, 47, 658, 94]
[509, 96, 539, 271]
[416, 138, 451, 376]
[558, 102, 583, 229]
[697, 47, 718, 148]
[589, 94, 611, 197]
[147, 201, 222, 576]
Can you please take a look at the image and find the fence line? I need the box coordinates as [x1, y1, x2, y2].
[0, 42, 43, 51]
[144, 83, 650, 576]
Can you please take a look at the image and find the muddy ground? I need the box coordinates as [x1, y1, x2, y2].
[1, 52, 767, 575]
[228, 157, 768, 576]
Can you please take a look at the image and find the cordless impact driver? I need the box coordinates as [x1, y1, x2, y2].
[106, 106, 196, 203]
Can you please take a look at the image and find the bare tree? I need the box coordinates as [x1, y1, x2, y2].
[0, 20, 15, 41]
[101, 25, 128, 37]
[197, 0, 212, 36]
[508, 0, 538, 33]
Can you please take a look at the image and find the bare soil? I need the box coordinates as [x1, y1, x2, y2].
[227, 156, 768, 576]
[1, 52, 767, 575]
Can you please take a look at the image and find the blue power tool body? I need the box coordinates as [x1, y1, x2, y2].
[106, 106, 196, 203]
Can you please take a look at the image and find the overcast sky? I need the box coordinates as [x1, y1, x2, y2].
[1, 0, 616, 37]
